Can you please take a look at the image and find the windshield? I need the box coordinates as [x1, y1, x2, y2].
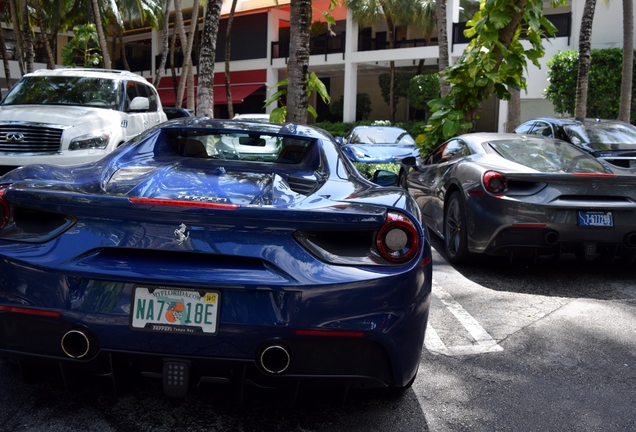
[488, 138, 610, 173]
[348, 127, 415, 145]
[563, 122, 636, 147]
[2, 76, 123, 110]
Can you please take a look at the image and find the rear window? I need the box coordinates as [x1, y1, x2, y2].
[167, 132, 313, 164]
[488, 138, 610, 173]
[564, 122, 636, 146]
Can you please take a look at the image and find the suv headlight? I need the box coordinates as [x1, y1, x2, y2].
[69, 131, 111, 150]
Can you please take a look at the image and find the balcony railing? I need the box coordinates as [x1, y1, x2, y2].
[271, 33, 346, 61]
[452, 12, 572, 47]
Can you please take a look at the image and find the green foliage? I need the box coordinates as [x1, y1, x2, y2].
[544, 48, 636, 122]
[313, 121, 358, 137]
[61, 24, 103, 68]
[408, 73, 441, 112]
[353, 162, 400, 180]
[329, 93, 373, 120]
[379, 73, 414, 108]
[264, 72, 331, 123]
[420, 0, 567, 156]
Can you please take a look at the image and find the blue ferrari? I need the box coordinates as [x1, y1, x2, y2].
[0, 118, 432, 400]
[337, 125, 418, 163]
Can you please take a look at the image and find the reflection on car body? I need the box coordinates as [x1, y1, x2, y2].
[0, 117, 432, 402]
[399, 132, 636, 265]
[514, 117, 636, 168]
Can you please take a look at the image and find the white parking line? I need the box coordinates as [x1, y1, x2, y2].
[425, 280, 504, 356]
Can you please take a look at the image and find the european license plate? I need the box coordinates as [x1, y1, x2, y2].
[578, 211, 613, 227]
[131, 286, 220, 334]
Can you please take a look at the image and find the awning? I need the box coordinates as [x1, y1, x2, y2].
[213, 84, 264, 104]
[158, 84, 264, 106]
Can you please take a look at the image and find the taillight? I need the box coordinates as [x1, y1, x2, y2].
[482, 171, 506, 194]
[375, 212, 420, 264]
[0, 187, 9, 230]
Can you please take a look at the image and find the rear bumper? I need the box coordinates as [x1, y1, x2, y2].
[0, 312, 402, 393]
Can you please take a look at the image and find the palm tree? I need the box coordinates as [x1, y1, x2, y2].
[154, 0, 173, 90]
[225, 0, 239, 118]
[574, 0, 597, 120]
[197, 0, 224, 117]
[436, 0, 450, 98]
[286, 0, 312, 124]
[175, 0, 200, 110]
[619, 0, 634, 122]
[90, 0, 111, 68]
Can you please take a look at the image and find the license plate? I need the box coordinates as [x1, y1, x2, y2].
[131, 286, 220, 334]
[578, 211, 613, 227]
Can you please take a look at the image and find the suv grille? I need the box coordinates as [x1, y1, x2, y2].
[0, 124, 63, 153]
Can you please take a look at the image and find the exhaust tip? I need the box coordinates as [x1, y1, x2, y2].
[544, 231, 559, 246]
[624, 232, 636, 247]
[61, 329, 91, 359]
[259, 344, 291, 374]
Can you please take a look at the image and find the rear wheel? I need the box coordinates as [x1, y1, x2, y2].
[444, 191, 470, 264]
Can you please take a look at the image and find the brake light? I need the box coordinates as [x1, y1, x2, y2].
[0, 305, 61, 317]
[0, 187, 9, 230]
[572, 172, 617, 177]
[483, 171, 506, 194]
[128, 197, 239, 210]
[375, 212, 420, 264]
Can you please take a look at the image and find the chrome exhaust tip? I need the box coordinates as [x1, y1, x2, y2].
[259, 344, 291, 374]
[61, 329, 91, 359]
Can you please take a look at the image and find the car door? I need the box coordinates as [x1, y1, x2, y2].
[426, 139, 469, 234]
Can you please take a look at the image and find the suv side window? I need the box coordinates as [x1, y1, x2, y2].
[532, 121, 554, 138]
[125, 81, 153, 112]
[138, 82, 159, 111]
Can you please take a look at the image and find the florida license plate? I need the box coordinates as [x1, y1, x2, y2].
[131, 286, 220, 334]
[578, 211, 613, 227]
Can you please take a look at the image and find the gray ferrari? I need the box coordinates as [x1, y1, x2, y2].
[399, 133, 636, 264]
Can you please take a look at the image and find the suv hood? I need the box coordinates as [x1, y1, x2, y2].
[0, 105, 122, 127]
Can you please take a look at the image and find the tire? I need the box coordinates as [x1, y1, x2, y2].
[444, 191, 470, 264]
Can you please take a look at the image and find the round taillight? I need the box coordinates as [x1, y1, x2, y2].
[375, 212, 420, 264]
[0, 187, 8, 230]
[482, 171, 506, 194]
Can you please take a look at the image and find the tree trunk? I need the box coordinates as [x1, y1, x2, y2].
[20, 0, 34, 72]
[197, 0, 224, 117]
[0, 28, 12, 96]
[178, 0, 200, 111]
[118, 29, 131, 71]
[35, 3, 56, 69]
[619, 0, 634, 123]
[286, 0, 312, 124]
[385, 11, 396, 123]
[173, 0, 188, 108]
[9, 0, 24, 74]
[575, 0, 596, 120]
[507, 88, 521, 132]
[153, 0, 173, 91]
[436, 0, 451, 98]
[91, 0, 111, 68]
[225, 0, 239, 118]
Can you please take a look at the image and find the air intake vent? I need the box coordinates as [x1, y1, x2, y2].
[0, 124, 63, 153]
[287, 176, 317, 195]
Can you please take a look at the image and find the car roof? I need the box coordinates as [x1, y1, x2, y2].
[24, 68, 149, 84]
[526, 117, 631, 127]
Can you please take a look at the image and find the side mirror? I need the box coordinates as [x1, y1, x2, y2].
[401, 156, 416, 167]
[372, 170, 399, 186]
[129, 96, 150, 112]
[334, 136, 345, 146]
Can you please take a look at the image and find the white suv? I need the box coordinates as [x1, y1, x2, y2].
[0, 68, 167, 176]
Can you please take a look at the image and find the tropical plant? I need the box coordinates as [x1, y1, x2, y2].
[264, 73, 331, 122]
[61, 23, 103, 67]
[408, 73, 440, 114]
[420, 0, 567, 156]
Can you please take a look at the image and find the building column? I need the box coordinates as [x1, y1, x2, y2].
[343, 9, 358, 122]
